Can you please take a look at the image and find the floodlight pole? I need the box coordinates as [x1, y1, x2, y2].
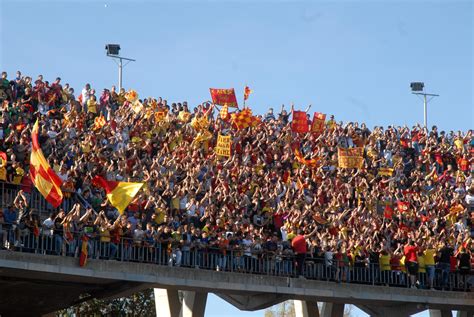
[107, 54, 136, 91]
[412, 92, 439, 128]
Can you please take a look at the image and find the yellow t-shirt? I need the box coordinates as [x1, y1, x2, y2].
[154, 209, 165, 225]
[400, 256, 406, 272]
[87, 100, 97, 114]
[417, 255, 426, 273]
[13, 167, 24, 184]
[423, 249, 436, 266]
[379, 254, 391, 271]
[0, 167, 6, 181]
[454, 139, 463, 150]
[100, 228, 111, 243]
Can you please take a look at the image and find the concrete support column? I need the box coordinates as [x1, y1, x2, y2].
[294, 300, 320, 317]
[429, 310, 452, 317]
[182, 291, 208, 317]
[154, 288, 181, 317]
[320, 302, 344, 317]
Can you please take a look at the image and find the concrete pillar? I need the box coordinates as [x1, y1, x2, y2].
[320, 302, 344, 317]
[154, 288, 181, 317]
[294, 300, 320, 317]
[429, 310, 452, 317]
[182, 291, 208, 317]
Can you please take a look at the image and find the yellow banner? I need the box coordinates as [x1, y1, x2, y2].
[378, 167, 394, 177]
[338, 147, 364, 169]
[215, 134, 231, 157]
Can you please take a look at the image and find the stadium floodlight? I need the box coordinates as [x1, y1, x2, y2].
[410, 82, 424, 92]
[105, 44, 120, 56]
[106, 44, 136, 91]
[410, 82, 439, 128]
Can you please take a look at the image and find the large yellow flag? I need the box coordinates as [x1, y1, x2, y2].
[92, 176, 143, 214]
[30, 119, 63, 208]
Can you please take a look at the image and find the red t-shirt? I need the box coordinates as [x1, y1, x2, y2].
[404, 245, 418, 262]
[291, 235, 307, 254]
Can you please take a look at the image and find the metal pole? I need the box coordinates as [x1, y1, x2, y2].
[423, 94, 428, 128]
[118, 58, 123, 91]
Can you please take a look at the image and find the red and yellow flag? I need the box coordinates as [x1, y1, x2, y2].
[30, 119, 63, 208]
[92, 175, 144, 214]
[291, 111, 309, 133]
[93, 115, 106, 131]
[210, 88, 238, 108]
[220, 105, 230, 121]
[79, 236, 88, 267]
[311, 112, 326, 134]
[244, 86, 252, 101]
[337, 147, 364, 169]
[230, 108, 261, 130]
[294, 148, 319, 167]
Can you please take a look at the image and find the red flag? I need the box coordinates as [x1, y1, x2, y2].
[210, 88, 238, 108]
[244, 86, 252, 101]
[291, 111, 309, 133]
[311, 112, 326, 134]
[384, 205, 394, 219]
[397, 201, 410, 213]
[313, 215, 328, 225]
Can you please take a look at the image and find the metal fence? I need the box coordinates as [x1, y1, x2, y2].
[1, 228, 471, 292]
[0, 181, 75, 219]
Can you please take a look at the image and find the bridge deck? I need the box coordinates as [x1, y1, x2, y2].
[0, 251, 473, 316]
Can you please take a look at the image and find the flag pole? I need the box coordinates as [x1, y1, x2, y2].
[243, 84, 246, 109]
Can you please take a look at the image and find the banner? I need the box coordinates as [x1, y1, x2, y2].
[215, 134, 231, 157]
[311, 112, 326, 134]
[210, 88, 238, 108]
[338, 147, 364, 169]
[378, 167, 394, 177]
[291, 111, 309, 133]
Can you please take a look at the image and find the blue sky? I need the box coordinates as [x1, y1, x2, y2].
[1, 0, 472, 132]
[0, 1, 471, 316]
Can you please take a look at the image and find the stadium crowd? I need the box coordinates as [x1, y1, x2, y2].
[0, 71, 473, 290]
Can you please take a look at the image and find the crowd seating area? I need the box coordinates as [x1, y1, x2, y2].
[0, 71, 473, 291]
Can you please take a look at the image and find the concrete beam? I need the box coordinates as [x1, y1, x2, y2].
[294, 300, 320, 317]
[154, 288, 181, 317]
[182, 291, 207, 317]
[429, 309, 452, 317]
[1, 251, 474, 314]
[320, 302, 344, 317]
[357, 303, 424, 317]
[216, 293, 289, 311]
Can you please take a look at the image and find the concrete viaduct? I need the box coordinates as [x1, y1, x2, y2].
[0, 251, 472, 317]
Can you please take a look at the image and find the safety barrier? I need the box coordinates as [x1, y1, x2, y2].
[0, 181, 76, 219]
[0, 228, 471, 292]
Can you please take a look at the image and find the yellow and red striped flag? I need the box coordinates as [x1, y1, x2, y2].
[92, 175, 144, 214]
[244, 86, 253, 101]
[30, 119, 63, 208]
[79, 236, 88, 267]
